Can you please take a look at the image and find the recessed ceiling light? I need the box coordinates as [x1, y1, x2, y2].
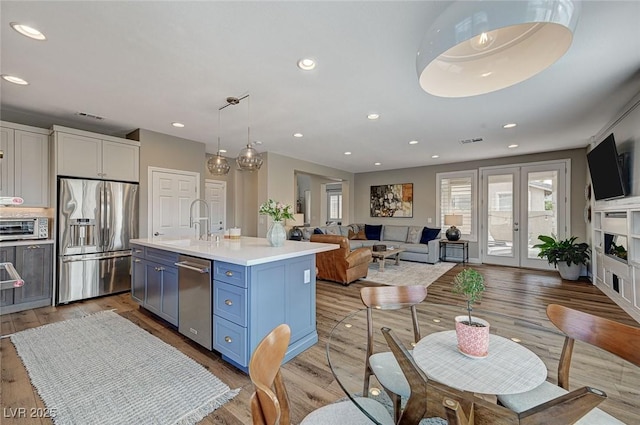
[1, 74, 29, 85]
[293, 132, 303, 138]
[503, 123, 517, 129]
[481, 72, 493, 77]
[374, 162, 381, 166]
[367, 113, 380, 120]
[409, 140, 419, 145]
[253, 140, 263, 145]
[297, 58, 316, 71]
[10, 23, 46, 40]
[219, 149, 227, 153]
[431, 155, 440, 159]
[171, 122, 185, 128]
[344, 151, 352, 155]
[508, 144, 519, 148]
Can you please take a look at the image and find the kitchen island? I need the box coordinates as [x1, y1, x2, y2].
[129, 236, 337, 372]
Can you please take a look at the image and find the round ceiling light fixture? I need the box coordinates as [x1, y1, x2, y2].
[409, 140, 419, 145]
[172, 122, 185, 128]
[503, 123, 517, 129]
[293, 132, 303, 138]
[297, 58, 316, 71]
[416, 0, 581, 97]
[10, 22, 46, 40]
[508, 144, 519, 149]
[367, 113, 380, 120]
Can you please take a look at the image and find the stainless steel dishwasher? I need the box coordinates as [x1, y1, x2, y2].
[175, 255, 212, 350]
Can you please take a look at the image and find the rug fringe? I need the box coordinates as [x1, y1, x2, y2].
[174, 387, 241, 425]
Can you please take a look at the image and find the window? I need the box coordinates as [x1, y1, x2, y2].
[436, 170, 478, 241]
[495, 192, 512, 211]
[327, 184, 342, 222]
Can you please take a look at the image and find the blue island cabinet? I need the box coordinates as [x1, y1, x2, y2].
[212, 255, 317, 372]
[130, 244, 179, 326]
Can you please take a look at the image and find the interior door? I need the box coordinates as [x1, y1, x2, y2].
[150, 168, 198, 238]
[481, 161, 568, 269]
[205, 180, 226, 234]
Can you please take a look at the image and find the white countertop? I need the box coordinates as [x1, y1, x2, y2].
[130, 236, 338, 266]
[0, 239, 54, 247]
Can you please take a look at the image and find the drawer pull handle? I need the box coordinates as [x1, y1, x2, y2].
[224, 336, 232, 343]
[225, 271, 233, 277]
[28, 245, 41, 249]
[154, 266, 165, 272]
[224, 299, 233, 306]
[134, 249, 143, 253]
[134, 259, 141, 263]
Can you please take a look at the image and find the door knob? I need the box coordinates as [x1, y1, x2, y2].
[154, 232, 164, 236]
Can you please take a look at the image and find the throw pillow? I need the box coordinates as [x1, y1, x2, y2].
[420, 227, 441, 244]
[365, 224, 383, 241]
[407, 226, 423, 244]
[348, 229, 367, 240]
[325, 225, 340, 235]
[313, 228, 324, 234]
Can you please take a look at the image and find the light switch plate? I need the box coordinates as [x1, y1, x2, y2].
[304, 269, 310, 283]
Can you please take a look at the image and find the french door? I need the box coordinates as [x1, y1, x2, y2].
[481, 161, 568, 269]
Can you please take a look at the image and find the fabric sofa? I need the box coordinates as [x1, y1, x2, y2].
[303, 224, 441, 264]
[310, 234, 372, 285]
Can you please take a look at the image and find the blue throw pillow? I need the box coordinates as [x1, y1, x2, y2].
[420, 227, 441, 244]
[365, 224, 383, 241]
[313, 228, 324, 234]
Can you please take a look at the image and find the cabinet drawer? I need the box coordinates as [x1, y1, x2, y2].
[131, 245, 145, 258]
[214, 281, 247, 326]
[213, 316, 247, 366]
[214, 261, 247, 288]
[145, 247, 178, 266]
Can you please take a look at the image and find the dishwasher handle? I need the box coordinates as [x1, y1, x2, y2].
[174, 261, 210, 274]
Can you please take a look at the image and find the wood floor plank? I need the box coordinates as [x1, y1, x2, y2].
[0, 263, 638, 424]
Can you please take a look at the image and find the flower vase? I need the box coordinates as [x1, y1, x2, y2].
[267, 220, 286, 247]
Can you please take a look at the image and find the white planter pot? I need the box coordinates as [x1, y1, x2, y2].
[454, 315, 490, 358]
[557, 262, 581, 281]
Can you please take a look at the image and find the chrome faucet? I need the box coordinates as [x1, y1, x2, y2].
[189, 199, 210, 240]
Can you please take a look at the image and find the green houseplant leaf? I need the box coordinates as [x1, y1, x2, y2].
[452, 268, 485, 325]
[533, 234, 590, 267]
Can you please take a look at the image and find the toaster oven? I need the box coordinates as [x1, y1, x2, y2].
[0, 217, 49, 241]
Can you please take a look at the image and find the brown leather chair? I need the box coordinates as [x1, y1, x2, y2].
[310, 234, 372, 285]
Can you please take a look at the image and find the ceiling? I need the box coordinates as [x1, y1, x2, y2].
[1, 1, 639, 174]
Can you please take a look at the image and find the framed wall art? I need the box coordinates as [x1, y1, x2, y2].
[370, 183, 413, 217]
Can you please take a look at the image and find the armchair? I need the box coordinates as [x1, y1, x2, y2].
[310, 234, 372, 285]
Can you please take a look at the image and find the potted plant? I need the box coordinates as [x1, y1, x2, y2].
[533, 235, 590, 281]
[452, 268, 489, 358]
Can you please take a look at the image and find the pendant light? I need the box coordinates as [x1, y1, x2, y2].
[236, 94, 263, 171]
[416, 0, 581, 97]
[207, 105, 230, 175]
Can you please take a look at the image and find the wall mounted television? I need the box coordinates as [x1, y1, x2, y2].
[586, 133, 628, 201]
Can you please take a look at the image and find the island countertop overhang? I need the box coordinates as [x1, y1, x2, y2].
[129, 236, 338, 266]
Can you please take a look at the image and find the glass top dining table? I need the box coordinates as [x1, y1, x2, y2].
[325, 301, 639, 425]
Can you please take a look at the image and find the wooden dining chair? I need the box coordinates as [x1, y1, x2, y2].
[380, 326, 608, 425]
[249, 323, 394, 425]
[497, 303, 640, 424]
[360, 285, 428, 423]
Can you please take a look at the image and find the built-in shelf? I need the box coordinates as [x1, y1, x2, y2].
[592, 206, 640, 323]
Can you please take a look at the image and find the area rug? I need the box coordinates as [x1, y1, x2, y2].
[363, 260, 455, 287]
[10, 310, 239, 425]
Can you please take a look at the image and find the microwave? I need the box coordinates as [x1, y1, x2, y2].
[0, 217, 49, 241]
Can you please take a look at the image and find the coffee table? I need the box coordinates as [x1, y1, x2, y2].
[370, 247, 405, 271]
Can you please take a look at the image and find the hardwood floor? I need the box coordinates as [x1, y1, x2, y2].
[1, 264, 638, 424]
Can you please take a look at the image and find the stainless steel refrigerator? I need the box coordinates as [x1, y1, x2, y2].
[57, 178, 138, 304]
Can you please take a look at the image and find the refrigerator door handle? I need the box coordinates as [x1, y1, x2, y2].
[61, 252, 132, 263]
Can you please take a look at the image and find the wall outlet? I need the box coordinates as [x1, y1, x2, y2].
[304, 269, 310, 283]
[427, 217, 432, 223]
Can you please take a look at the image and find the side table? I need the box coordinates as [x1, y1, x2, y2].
[439, 239, 469, 264]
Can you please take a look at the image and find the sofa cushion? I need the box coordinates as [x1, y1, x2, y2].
[365, 224, 383, 241]
[382, 225, 409, 242]
[324, 225, 341, 235]
[339, 226, 352, 237]
[407, 226, 423, 244]
[398, 242, 429, 254]
[420, 227, 441, 244]
[348, 228, 367, 240]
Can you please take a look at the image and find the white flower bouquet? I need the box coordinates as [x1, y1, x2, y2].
[258, 199, 294, 222]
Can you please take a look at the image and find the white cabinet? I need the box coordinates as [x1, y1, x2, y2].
[592, 207, 640, 323]
[53, 126, 139, 182]
[0, 122, 49, 207]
